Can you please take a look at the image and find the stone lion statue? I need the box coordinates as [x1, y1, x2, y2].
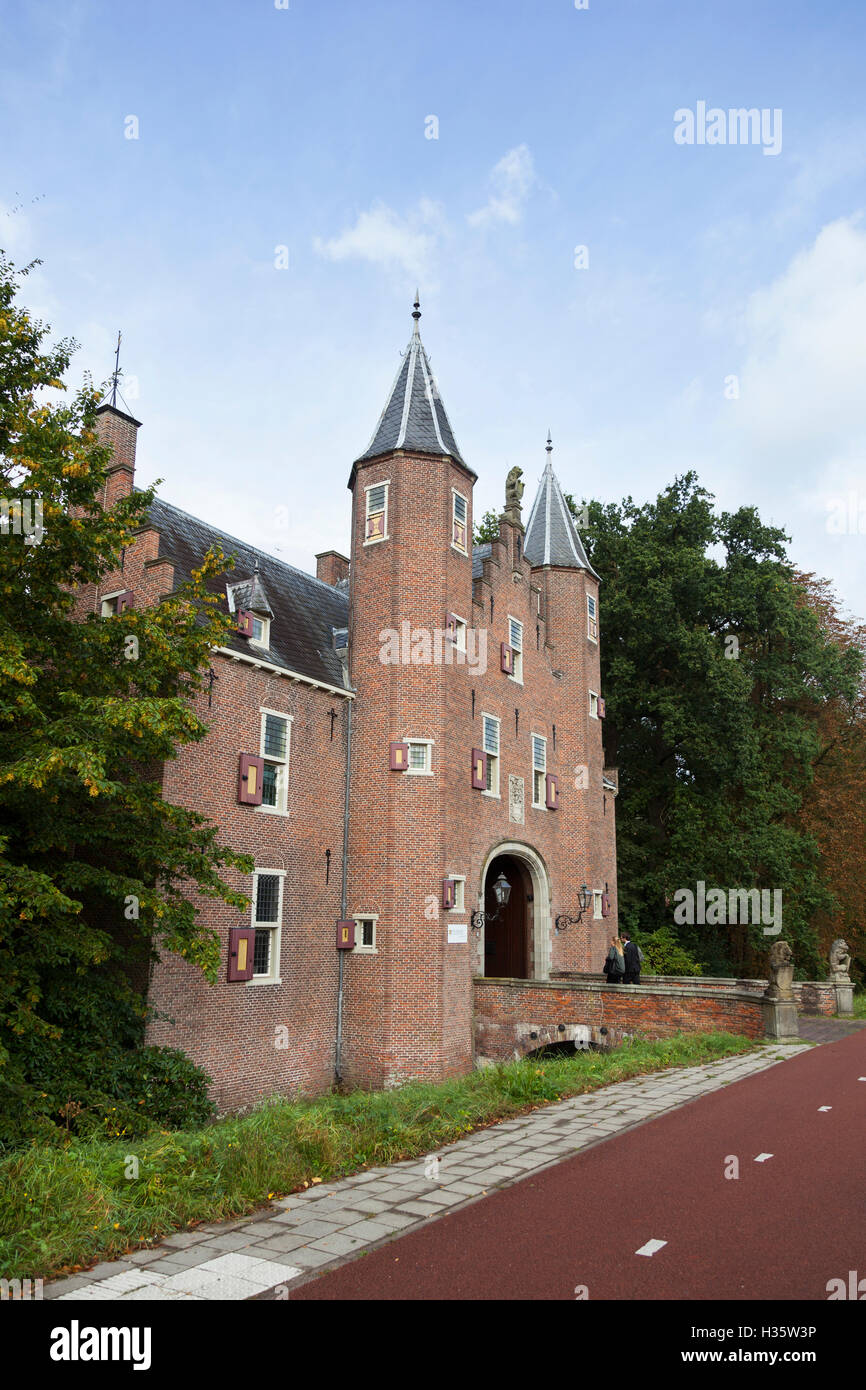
[829, 939, 851, 982]
[504, 466, 524, 517]
[765, 940, 795, 1001]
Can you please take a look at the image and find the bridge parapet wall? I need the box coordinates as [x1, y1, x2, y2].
[474, 976, 767, 1064]
[551, 972, 838, 1016]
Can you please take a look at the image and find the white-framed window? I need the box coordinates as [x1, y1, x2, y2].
[587, 593, 598, 643]
[482, 714, 500, 796]
[250, 614, 271, 647]
[532, 733, 547, 808]
[450, 613, 467, 654]
[259, 708, 292, 814]
[352, 914, 378, 954]
[100, 591, 123, 617]
[250, 868, 285, 983]
[452, 489, 468, 552]
[405, 738, 434, 775]
[364, 480, 389, 544]
[589, 691, 599, 719]
[508, 616, 523, 683]
[446, 876, 466, 912]
[593, 890, 604, 921]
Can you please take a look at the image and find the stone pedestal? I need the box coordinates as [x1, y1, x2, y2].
[833, 982, 854, 1018]
[762, 998, 799, 1040]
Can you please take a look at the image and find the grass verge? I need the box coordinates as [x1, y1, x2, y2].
[851, 989, 866, 1020]
[0, 1031, 758, 1282]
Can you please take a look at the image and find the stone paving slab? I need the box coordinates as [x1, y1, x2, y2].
[42, 1042, 812, 1301]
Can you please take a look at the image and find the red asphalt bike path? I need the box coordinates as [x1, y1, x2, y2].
[291, 1031, 866, 1301]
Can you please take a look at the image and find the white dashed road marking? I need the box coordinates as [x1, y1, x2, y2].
[754, 1153, 774, 1162]
[636, 1239, 668, 1257]
[818, 1106, 832, 1112]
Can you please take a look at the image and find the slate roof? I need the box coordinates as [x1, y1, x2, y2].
[356, 298, 470, 471]
[523, 452, 599, 578]
[471, 542, 492, 580]
[145, 496, 351, 692]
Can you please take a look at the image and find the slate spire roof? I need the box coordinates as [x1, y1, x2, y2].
[357, 294, 468, 469]
[523, 433, 599, 577]
[230, 565, 274, 617]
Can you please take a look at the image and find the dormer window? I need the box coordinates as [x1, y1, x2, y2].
[452, 490, 468, 552]
[250, 614, 270, 647]
[365, 481, 389, 544]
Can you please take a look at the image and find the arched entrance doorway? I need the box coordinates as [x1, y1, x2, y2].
[482, 853, 532, 979]
[477, 842, 552, 982]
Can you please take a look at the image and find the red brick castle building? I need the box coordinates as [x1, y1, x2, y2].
[84, 300, 619, 1110]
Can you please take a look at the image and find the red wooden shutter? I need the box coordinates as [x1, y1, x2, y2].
[601, 891, 611, 918]
[390, 740, 409, 771]
[116, 590, 135, 613]
[471, 748, 487, 790]
[237, 609, 254, 637]
[237, 753, 265, 805]
[545, 773, 559, 810]
[598, 697, 606, 719]
[227, 926, 255, 981]
[500, 643, 513, 674]
[442, 879, 456, 910]
[336, 919, 355, 950]
[445, 613, 458, 643]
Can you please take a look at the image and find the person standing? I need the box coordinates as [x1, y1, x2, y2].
[621, 931, 642, 984]
[603, 935, 625, 984]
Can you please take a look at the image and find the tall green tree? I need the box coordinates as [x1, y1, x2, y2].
[0, 254, 250, 1142]
[574, 474, 860, 976]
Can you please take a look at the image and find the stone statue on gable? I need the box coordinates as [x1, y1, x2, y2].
[503, 466, 524, 523]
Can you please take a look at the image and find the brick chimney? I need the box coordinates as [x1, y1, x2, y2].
[95, 403, 141, 508]
[315, 550, 350, 586]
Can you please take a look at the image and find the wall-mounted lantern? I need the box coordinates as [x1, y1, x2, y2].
[555, 884, 592, 933]
[471, 871, 511, 933]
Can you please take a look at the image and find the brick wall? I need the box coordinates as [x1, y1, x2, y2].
[474, 977, 766, 1063]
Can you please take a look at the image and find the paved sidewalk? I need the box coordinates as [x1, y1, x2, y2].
[798, 1015, 866, 1044]
[45, 1042, 810, 1301]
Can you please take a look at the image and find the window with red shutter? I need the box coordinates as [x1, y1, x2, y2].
[500, 643, 513, 675]
[442, 879, 456, 910]
[237, 609, 253, 637]
[336, 920, 356, 950]
[545, 773, 559, 810]
[116, 590, 134, 613]
[389, 740, 409, 771]
[238, 753, 265, 805]
[598, 697, 606, 718]
[227, 926, 255, 981]
[471, 748, 487, 790]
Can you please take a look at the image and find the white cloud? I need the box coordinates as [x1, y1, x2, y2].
[706, 214, 866, 616]
[732, 214, 866, 457]
[313, 198, 444, 278]
[467, 144, 538, 228]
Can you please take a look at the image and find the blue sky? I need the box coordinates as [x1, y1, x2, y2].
[3, 0, 866, 618]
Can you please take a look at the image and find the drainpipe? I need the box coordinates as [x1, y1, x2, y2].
[335, 697, 353, 1085]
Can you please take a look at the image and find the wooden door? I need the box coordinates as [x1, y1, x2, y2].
[483, 857, 528, 978]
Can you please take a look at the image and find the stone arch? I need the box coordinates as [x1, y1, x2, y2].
[476, 841, 552, 981]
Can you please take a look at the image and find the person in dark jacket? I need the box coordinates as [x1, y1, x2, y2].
[603, 935, 625, 984]
[621, 931, 642, 984]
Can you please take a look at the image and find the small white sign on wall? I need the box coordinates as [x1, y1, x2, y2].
[447, 922, 468, 944]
